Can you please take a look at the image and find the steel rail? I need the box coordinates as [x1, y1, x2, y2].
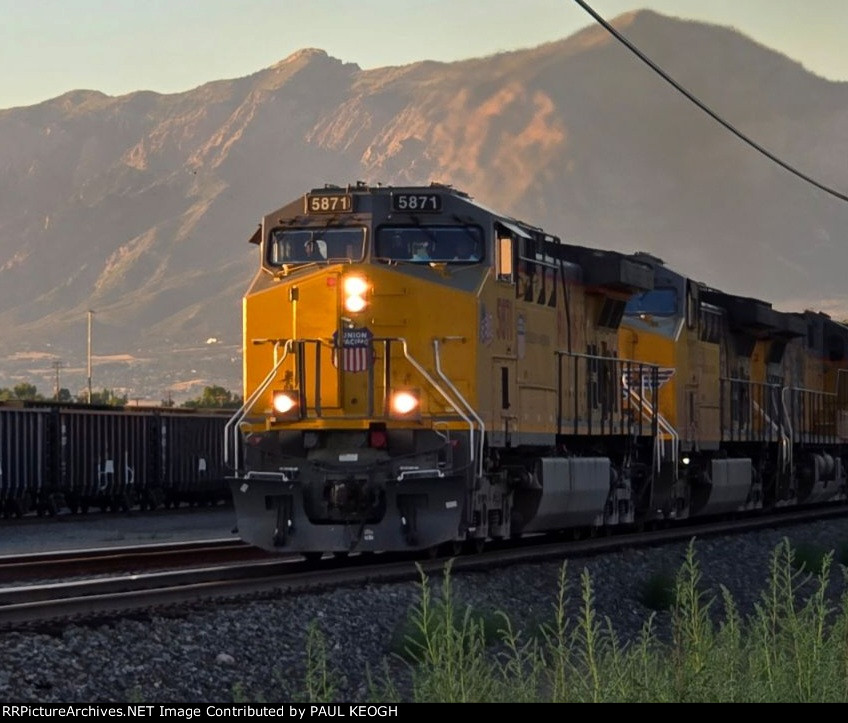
[2, 504, 847, 631]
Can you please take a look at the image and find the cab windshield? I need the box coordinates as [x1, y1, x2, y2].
[375, 226, 483, 263]
[268, 227, 366, 265]
[624, 288, 678, 317]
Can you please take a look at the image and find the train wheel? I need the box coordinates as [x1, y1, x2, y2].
[472, 538, 485, 554]
[120, 492, 133, 513]
[332, 551, 350, 560]
[44, 495, 61, 517]
[302, 552, 324, 563]
[434, 540, 463, 557]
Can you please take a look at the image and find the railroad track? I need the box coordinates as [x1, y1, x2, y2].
[2, 504, 847, 631]
[0, 538, 273, 584]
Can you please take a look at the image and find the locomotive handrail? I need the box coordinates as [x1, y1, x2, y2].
[517, 253, 559, 270]
[244, 469, 296, 481]
[751, 399, 790, 470]
[554, 349, 668, 470]
[785, 383, 838, 396]
[625, 387, 678, 472]
[397, 468, 446, 481]
[835, 369, 848, 398]
[780, 387, 793, 473]
[783, 386, 845, 442]
[751, 400, 781, 436]
[558, 349, 667, 374]
[556, 350, 658, 365]
[224, 336, 474, 476]
[720, 377, 784, 444]
[433, 338, 485, 477]
[224, 339, 293, 474]
[395, 337, 476, 446]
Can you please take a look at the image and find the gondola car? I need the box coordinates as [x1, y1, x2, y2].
[0, 402, 231, 517]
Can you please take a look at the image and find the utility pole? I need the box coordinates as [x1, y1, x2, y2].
[87, 310, 94, 403]
[52, 360, 62, 400]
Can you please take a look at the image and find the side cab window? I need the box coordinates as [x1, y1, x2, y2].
[497, 234, 514, 283]
[685, 281, 699, 331]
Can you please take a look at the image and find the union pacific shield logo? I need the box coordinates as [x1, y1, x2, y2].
[332, 326, 374, 372]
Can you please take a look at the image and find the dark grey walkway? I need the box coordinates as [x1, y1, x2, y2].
[0, 506, 238, 554]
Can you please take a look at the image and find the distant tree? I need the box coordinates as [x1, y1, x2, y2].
[0, 387, 12, 401]
[75, 388, 128, 406]
[182, 385, 242, 409]
[57, 388, 73, 403]
[13, 383, 42, 400]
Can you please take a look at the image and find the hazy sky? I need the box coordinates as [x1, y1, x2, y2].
[1, 0, 846, 110]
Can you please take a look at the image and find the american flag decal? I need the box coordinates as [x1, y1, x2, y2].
[332, 326, 374, 373]
[622, 367, 675, 391]
[479, 305, 494, 346]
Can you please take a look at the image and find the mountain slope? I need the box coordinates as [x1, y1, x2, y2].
[1, 10, 846, 400]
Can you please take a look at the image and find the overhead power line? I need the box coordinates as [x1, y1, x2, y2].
[573, 0, 848, 204]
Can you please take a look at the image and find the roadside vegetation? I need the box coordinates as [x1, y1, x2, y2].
[293, 537, 848, 702]
[0, 382, 241, 408]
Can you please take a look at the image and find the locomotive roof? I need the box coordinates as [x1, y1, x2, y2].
[253, 181, 549, 243]
[700, 285, 805, 339]
[558, 244, 654, 293]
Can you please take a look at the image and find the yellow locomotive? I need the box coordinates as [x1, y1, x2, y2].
[226, 182, 661, 555]
[226, 183, 848, 557]
[618, 253, 848, 520]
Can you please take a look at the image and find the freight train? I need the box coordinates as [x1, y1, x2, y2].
[226, 181, 848, 557]
[0, 402, 233, 517]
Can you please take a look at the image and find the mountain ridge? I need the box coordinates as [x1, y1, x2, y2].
[1, 9, 846, 401]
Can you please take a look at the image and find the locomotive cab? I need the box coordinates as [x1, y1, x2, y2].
[228, 184, 493, 555]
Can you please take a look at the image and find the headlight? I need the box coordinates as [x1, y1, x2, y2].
[272, 390, 299, 417]
[390, 390, 420, 417]
[343, 275, 369, 313]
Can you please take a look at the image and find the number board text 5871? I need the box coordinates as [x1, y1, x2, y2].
[392, 193, 442, 212]
[304, 193, 353, 214]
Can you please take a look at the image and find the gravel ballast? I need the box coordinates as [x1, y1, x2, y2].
[3, 514, 848, 702]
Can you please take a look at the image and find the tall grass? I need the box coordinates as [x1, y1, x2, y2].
[292, 537, 848, 703]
